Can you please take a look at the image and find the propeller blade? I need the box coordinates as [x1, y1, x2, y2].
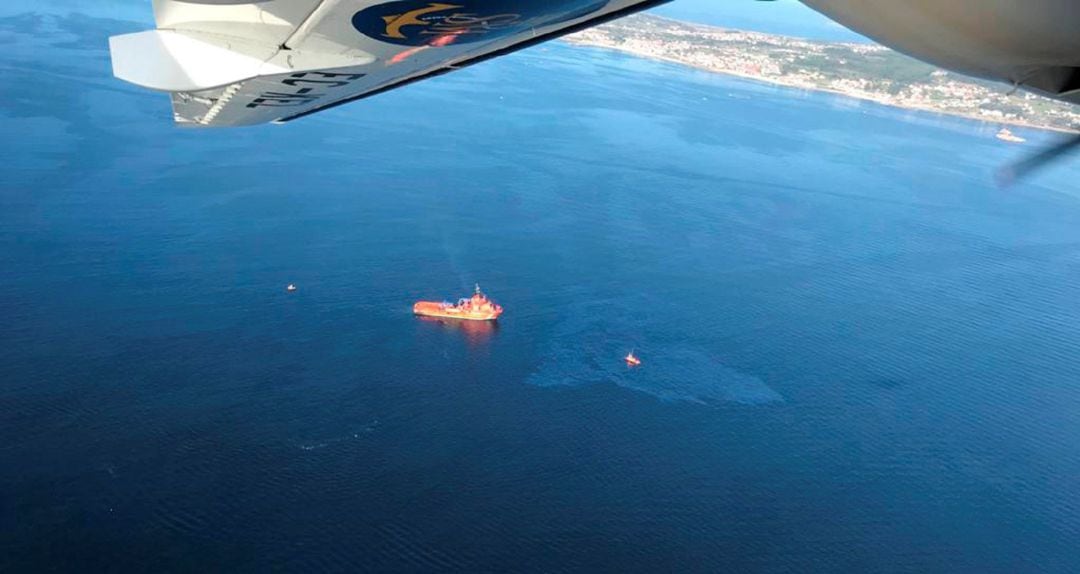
[997, 132, 1080, 187]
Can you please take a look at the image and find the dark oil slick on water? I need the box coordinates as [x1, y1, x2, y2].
[2, 5, 1080, 573]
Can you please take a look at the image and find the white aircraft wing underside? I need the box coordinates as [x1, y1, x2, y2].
[111, 0, 671, 127]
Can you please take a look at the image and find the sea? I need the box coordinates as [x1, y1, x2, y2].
[2, 5, 1080, 573]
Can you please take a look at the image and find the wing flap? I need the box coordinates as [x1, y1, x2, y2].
[153, 0, 324, 47]
[110, 29, 282, 92]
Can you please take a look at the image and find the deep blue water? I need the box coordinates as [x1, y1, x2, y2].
[3, 6, 1080, 573]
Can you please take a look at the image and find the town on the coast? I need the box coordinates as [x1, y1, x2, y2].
[565, 15, 1080, 133]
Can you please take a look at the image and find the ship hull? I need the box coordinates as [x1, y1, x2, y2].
[413, 301, 501, 321]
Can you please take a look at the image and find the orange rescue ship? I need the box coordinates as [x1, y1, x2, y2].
[414, 284, 503, 321]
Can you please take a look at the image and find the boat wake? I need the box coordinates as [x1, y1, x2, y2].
[527, 300, 782, 405]
[295, 419, 380, 452]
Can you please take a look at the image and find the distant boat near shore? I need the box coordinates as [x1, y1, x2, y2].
[996, 127, 1026, 143]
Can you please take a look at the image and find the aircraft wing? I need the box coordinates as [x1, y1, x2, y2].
[799, 0, 1080, 106]
[109, 0, 670, 127]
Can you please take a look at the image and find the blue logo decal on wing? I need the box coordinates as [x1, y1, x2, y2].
[352, 1, 610, 46]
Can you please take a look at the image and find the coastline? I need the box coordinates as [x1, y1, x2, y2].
[562, 17, 1080, 136]
[564, 39, 1074, 136]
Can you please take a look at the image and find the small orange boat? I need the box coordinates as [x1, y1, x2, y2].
[414, 284, 503, 321]
[625, 351, 642, 366]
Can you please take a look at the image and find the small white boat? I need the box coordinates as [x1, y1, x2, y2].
[996, 127, 1026, 143]
[286, 284, 297, 292]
